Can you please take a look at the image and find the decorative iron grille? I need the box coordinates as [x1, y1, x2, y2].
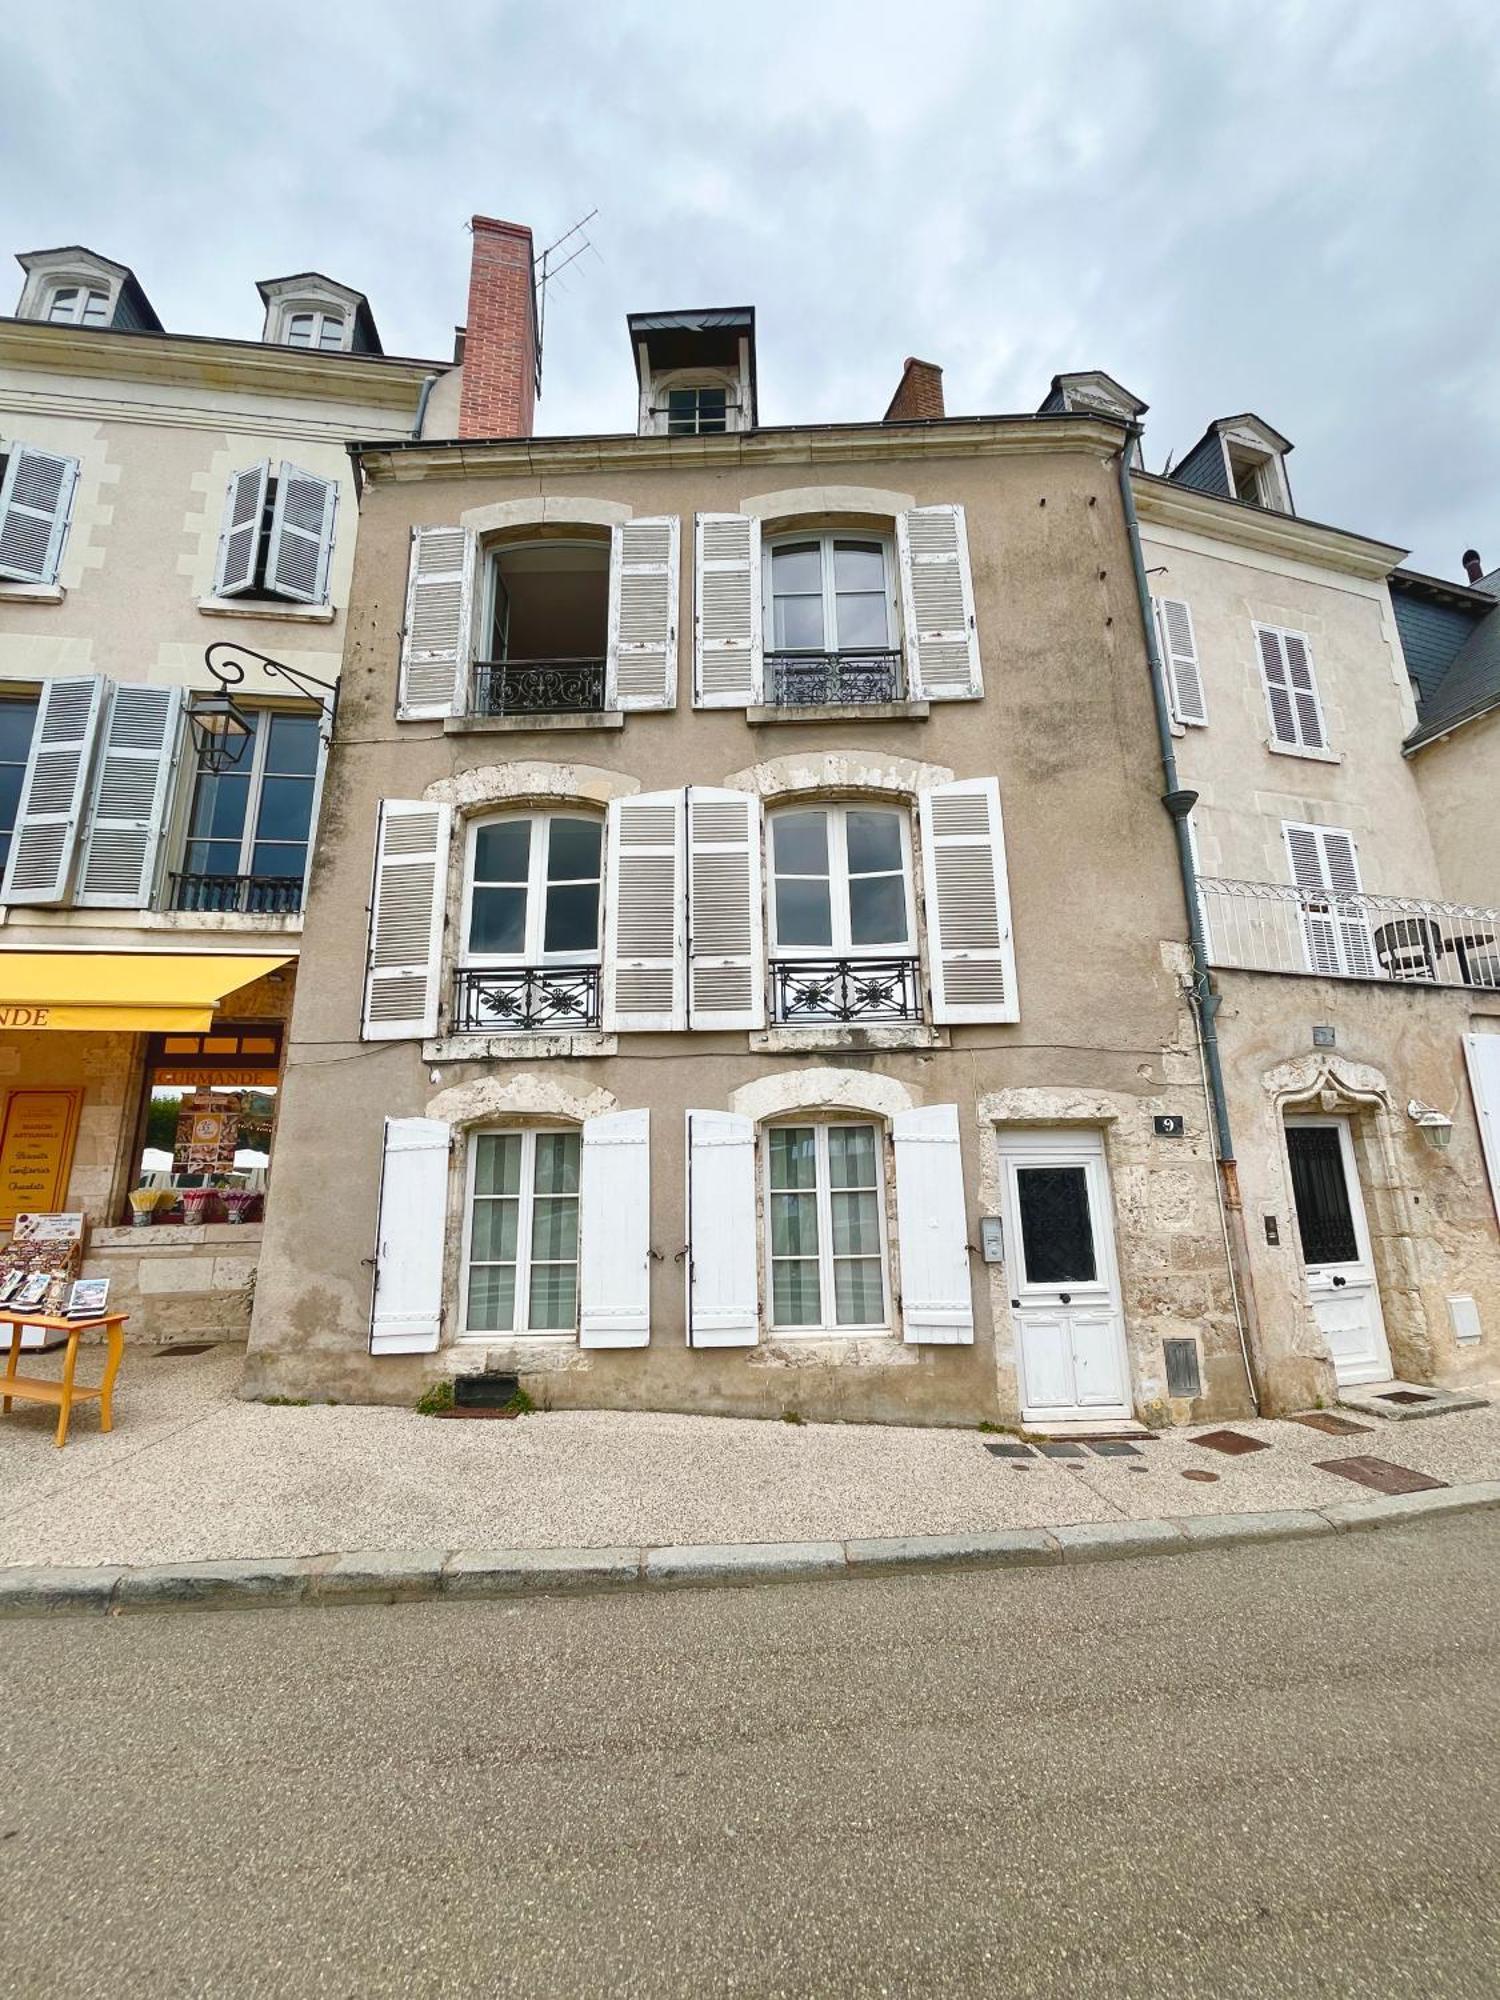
[171, 872, 305, 916]
[1198, 877, 1500, 989]
[471, 659, 607, 717]
[771, 956, 922, 1024]
[453, 965, 602, 1033]
[766, 650, 902, 707]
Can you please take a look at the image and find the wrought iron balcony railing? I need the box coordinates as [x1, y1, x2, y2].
[1198, 878, 1500, 990]
[452, 964, 602, 1033]
[765, 649, 902, 707]
[771, 955, 923, 1024]
[470, 658, 608, 717]
[171, 872, 305, 916]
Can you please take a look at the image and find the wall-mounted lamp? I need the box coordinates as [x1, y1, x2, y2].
[1407, 1099, 1454, 1152]
[189, 642, 339, 775]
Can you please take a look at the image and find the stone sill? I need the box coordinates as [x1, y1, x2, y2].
[750, 1022, 949, 1053]
[0, 580, 64, 604]
[746, 700, 929, 725]
[424, 1031, 619, 1062]
[94, 1223, 265, 1250]
[444, 711, 626, 735]
[1266, 738, 1342, 765]
[198, 595, 336, 624]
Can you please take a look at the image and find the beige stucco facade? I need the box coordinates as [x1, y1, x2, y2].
[1410, 705, 1500, 910]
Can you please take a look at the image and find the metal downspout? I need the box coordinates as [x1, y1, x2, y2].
[1116, 429, 1263, 1413]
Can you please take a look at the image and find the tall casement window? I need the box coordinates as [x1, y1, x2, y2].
[459, 811, 605, 1032]
[768, 803, 919, 1023]
[479, 539, 611, 716]
[178, 707, 320, 913]
[46, 285, 109, 326]
[463, 1127, 582, 1336]
[763, 535, 898, 704]
[0, 695, 39, 874]
[764, 1121, 890, 1333]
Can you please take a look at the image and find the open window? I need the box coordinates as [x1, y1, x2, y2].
[458, 809, 605, 1032]
[211, 461, 338, 606]
[767, 802, 920, 1024]
[476, 538, 611, 716]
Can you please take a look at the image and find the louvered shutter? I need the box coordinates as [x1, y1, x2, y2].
[76, 683, 183, 907]
[604, 791, 685, 1031]
[579, 1108, 651, 1347]
[686, 1109, 758, 1346]
[1258, 626, 1326, 750]
[693, 512, 761, 706]
[687, 787, 764, 1030]
[361, 800, 452, 1039]
[1154, 596, 1207, 726]
[0, 446, 79, 586]
[919, 776, 1018, 1023]
[1284, 823, 1375, 979]
[369, 1117, 450, 1355]
[0, 675, 105, 905]
[265, 463, 338, 605]
[1282, 632, 1327, 748]
[213, 462, 270, 597]
[893, 1104, 974, 1344]
[1464, 1035, 1500, 1230]
[398, 526, 476, 718]
[607, 517, 678, 710]
[897, 504, 982, 699]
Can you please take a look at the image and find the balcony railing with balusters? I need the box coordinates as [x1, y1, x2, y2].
[469, 659, 608, 718]
[171, 872, 305, 916]
[452, 965, 602, 1034]
[1198, 878, 1500, 989]
[765, 649, 903, 707]
[770, 956, 923, 1024]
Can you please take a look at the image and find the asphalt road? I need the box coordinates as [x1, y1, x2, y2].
[3, 1518, 1498, 1999]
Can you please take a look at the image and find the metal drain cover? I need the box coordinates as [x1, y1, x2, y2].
[1378, 1390, 1435, 1406]
[1314, 1455, 1448, 1495]
[1089, 1440, 1142, 1458]
[983, 1441, 1034, 1460]
[1287, 1412, 1372, 1437]
[1191, 1428, 1271, 1456]
[1182, 1468, 1220, 1483]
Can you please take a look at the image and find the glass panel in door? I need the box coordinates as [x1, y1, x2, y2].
[1286, 1126, 1358, 1265]
[1015, 1165, 1098, 1286]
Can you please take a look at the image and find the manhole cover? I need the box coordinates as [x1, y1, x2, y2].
[1037, 1441, 1088, 1459]
[1314, 1455, 1448, 1495]
[1090, 1441, 1142, 1458]
[1287, 1412, 1373, 1437]
[151, 1343, 215, 1358]
[1192, 1428, 1270, 1456]
[1378, 1390, 1435, 1406]
[983, 1441, 1034, 1460]
[1182, 1468, 1220, 1483]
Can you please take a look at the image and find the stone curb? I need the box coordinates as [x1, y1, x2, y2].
[3, 1482, 1499, 1619]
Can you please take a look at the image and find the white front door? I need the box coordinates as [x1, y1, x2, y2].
[1285, 1115, 1392, 1386]
[998, 1130, 1131, 1422]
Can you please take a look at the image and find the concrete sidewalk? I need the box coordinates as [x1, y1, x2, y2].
[2, 1343, 1497, 1571]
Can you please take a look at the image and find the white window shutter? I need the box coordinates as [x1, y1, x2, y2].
[361, 800, 452, 1040]
[1154, 596, 1207, 726]
[0, 675, 105, 905]
[897, 504, 982, 699]
[603, 791, 686, 1031]
[213, 462, 270, 598]
[607, 516, 678, 710]
[686, 1109, 758, 1346]
[693, 512, 761, 706]
[1258, 625, 1326, 750]
[1464, 1034, 1500, 1230]
[919, 776, 1018, 1023]
[687, 787, 764, 1030]
[265, 462, 338, 605]
[369, 1116, 450, 1355]
[579, 1108, 652, 1347]
[398, 526, 476, 718]
[76, 683, 183, 907]
[1284, 823, 1375, 979]
[0, 446, 80, 585]
[893, 1104, 974, 1345]
[1282, 631, 1327, 749]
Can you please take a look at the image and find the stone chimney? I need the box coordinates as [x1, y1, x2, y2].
[1463, 547, 1485, 584]
[457, 216, 538, 440]
[883, 356, 945, 423]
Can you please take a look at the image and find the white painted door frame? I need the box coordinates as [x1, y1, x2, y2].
[997, 1128, 1132, 1423]
[1285, 1114, 1393, 1387]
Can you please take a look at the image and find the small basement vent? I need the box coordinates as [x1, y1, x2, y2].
[454, 1371, 521, 1409]
[1163, 1338, 1203, 1399]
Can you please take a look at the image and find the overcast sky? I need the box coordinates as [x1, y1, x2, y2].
[5, 0, 1495, 573]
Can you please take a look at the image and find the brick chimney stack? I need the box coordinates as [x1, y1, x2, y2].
[457, 216, 538, 440]
[1463, 547, 1485, 584]
[883, 356, 945, 423]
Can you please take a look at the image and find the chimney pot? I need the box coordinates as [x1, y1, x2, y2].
[1463, 547, 1484, 584]
[457, 216, 538, 440]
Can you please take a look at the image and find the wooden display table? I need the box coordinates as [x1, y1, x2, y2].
[1, 1312, 128, 1448]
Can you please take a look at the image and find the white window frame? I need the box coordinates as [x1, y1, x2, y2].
[648, 367, 742, 436]
[760, 1117, 892, 1337]
[180, 701, 323, 887]
[284, 308, 347, 351]
[480, 535, 612, 666]
[762, 532, 898, 655]
[1254, 621, 1329, 755]
[461, 808, 605, 968]
[767, 801, 915, 961]
[45, 284, 109, 327]
[459, 1124, 582, 1342]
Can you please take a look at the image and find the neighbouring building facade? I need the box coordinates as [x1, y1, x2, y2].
[0, 244, 442, 1339]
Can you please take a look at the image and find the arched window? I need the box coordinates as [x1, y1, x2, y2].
[458, 810, 605, 1032]
[461, 1125, 581, 1335]
[763, 1117, 891, 1333]
[285, 308, 347, 350]
[478, 537, 611, 715]
[767, 801, 920, 1023]
[762, 532, 899, 703]
[46, 285, 109, 327]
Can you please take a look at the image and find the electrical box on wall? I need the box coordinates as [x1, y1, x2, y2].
[1448, 1295, 1482, 1344]
[979, 1215, 1004, 1265]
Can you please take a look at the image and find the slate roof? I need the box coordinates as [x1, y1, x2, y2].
[1406, 595, 1500, 748]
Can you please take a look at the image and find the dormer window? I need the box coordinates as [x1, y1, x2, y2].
[1228, 447, 1276, 508]
[257, 274, 377, 355]
[285, 309, 347, 351]
[629, 307, 756, 438]
[46, 285, 109, 327]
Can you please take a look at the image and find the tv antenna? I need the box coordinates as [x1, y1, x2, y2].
[535, 209, 600, 384]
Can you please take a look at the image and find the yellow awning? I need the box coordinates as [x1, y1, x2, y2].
[0, 954, 292, 1032]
